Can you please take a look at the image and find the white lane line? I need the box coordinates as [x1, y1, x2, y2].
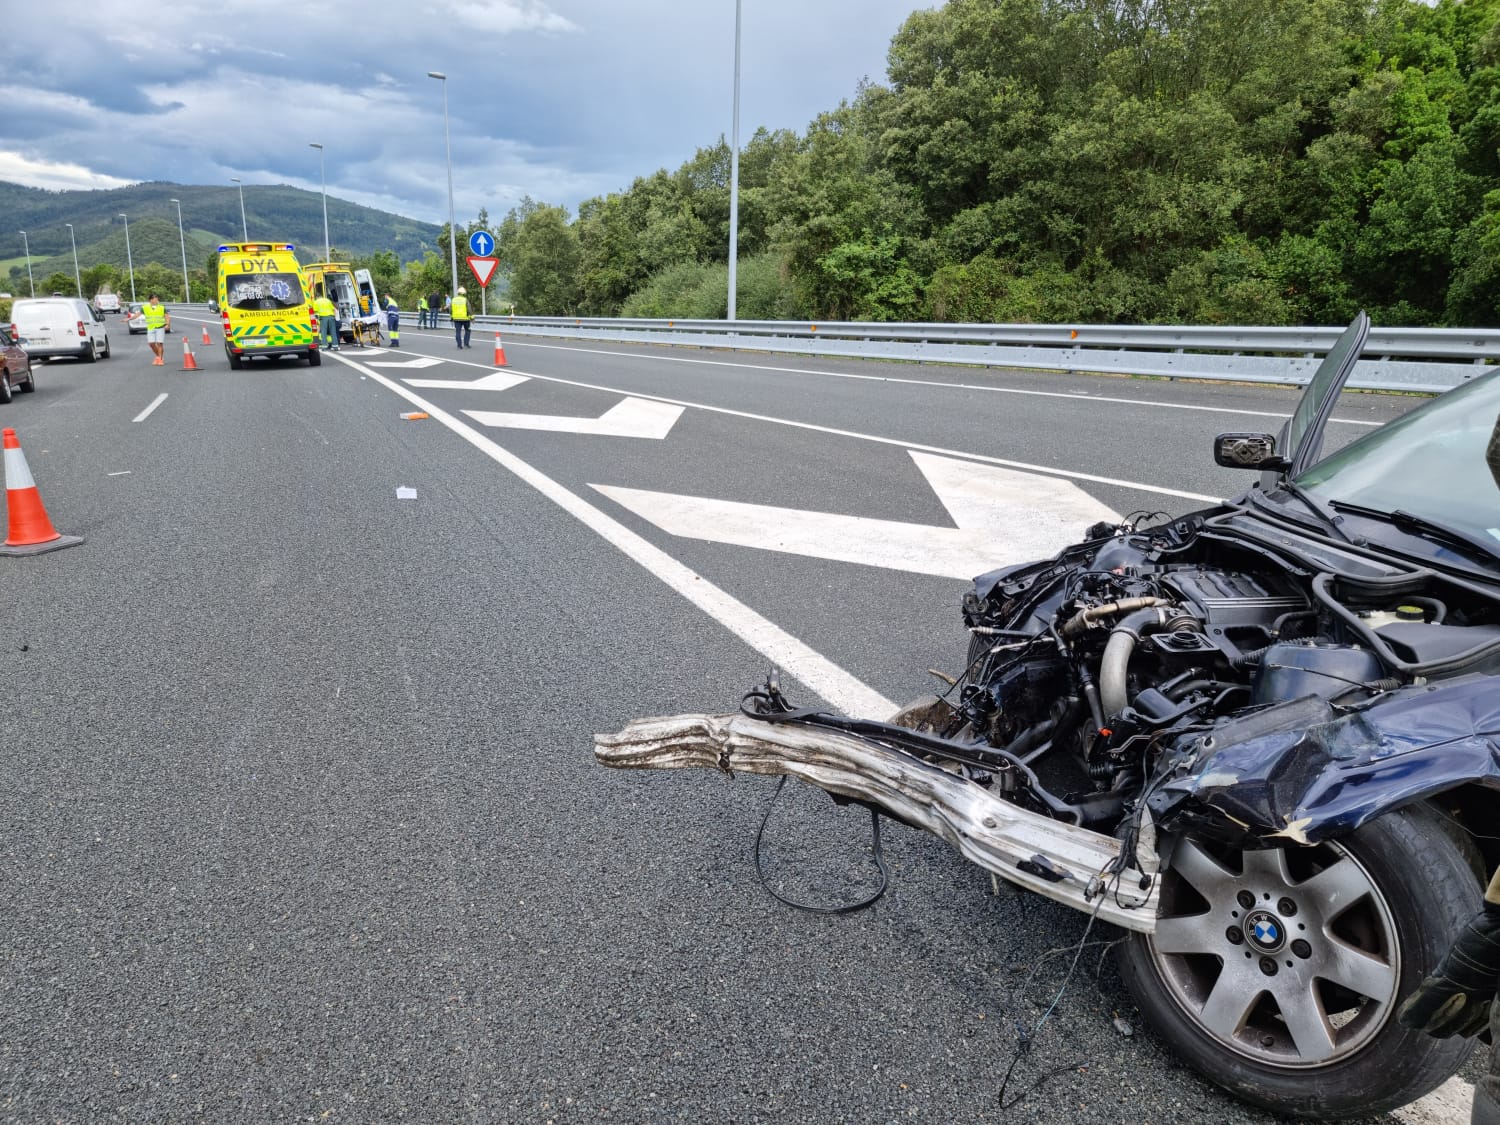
[327, 351, 897, 720]
[383, 353, 1220, 503]
[486, 337, 1387, 426]
[133, 393, 167, 422]
[107, 471, 132, 477]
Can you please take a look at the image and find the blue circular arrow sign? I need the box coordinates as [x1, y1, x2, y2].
[468, 230, 496, 257]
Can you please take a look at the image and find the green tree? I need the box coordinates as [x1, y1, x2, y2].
[497, 199, 581, 315]
[39, 271, 76, 297]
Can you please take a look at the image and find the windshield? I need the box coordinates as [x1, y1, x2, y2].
[1296, 369, 1500, 547]
[225, 271, 304, 311]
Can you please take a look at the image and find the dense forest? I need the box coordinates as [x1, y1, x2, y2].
[490, 0, 1500, 327]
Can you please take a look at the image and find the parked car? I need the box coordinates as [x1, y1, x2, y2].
[93, 292, 122, 315]
[125, 302, 148, 334]
[10, 297, 110, 362]
[596, 313, 1500, 1119]
[0, 324, 35, 402]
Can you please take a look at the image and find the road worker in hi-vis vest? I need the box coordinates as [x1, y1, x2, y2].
[313, 291, 338, 352]
[450, 287, 471, 349]
[141, 295, 170, 365]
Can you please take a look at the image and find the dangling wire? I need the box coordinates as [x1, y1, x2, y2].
[752, 777, 889, 914]
[741, 674, 890, 914]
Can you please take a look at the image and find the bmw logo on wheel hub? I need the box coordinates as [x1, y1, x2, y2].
[1244, 909, 1285, 954]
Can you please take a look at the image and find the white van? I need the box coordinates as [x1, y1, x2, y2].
[11, 297, 111, 362]
[93, 292, 122, 315]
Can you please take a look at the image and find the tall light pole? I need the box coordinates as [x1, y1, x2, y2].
[428, 71, 459, 301]
[727, 0, 742, 322]
[169, 198, 190, 302]
[309, 143, 330, 261]
[65, 223, 81, 296]
[230, 177, 248, 241]
[18, 231, 34, 297]
[119, 213, 136, 302]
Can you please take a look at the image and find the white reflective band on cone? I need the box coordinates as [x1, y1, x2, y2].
[4, 446, 35, 491]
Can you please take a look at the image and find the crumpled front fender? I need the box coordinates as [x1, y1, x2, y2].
[1148, 675, 1500, 844]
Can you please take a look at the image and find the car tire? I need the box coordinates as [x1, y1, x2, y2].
[82, 340, 97, 363]
[307, 350, 321, 367]
[19, 360, 34, 393]
[1117, 802, 1479, 1118]
[102, 337, 111, 358]
[227, 352, 243, 371]
[0, 370, 11, 404]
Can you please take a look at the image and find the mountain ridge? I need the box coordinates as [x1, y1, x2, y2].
[0, 181, 441, 278]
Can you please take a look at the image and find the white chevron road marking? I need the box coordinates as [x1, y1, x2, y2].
[466, 396, 684, 439]
[592, 451, 1119, 580]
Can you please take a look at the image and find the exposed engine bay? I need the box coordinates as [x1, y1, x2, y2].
[937, 509, 1500, 846]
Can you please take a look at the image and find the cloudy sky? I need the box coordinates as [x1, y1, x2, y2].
[4, 1, 928, 224]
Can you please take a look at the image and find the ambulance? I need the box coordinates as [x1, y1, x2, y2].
[300, 261, 379, 343]
[216, 242, 320, 368]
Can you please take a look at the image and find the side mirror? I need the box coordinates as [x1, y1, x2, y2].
[1213, 432, 1287, 470]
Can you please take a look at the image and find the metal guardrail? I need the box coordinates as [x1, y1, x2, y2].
[476, 314, 1500, 394]
[167, 303, 1500, 393]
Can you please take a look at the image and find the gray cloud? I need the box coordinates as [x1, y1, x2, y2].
[3, 0, 925, 223]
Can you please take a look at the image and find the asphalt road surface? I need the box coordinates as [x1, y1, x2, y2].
[0, 316, 1476, 1123]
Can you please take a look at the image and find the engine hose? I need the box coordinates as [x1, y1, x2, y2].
[1099, 606, 1200, 717]
[1059, 596, 1172, 639]
[1231, 644, 1273, 669]
[1162, 678, 1216, 702]
[1269, 610, 1317, 638]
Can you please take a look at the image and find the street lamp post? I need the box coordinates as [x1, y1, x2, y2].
[230, 178, 248, 241]
[427, 71, 459, 302]
[727, 0, 742, 322]
[309, 143, 331, 261]
[65, 223, 81, 296]
[18, 231, 34, 297]
[119, 213, 136, 302]
[169, 198, 190, 302]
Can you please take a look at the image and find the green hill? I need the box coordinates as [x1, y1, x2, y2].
[0, 181, 440, 276]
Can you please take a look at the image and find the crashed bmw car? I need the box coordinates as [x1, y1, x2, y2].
[595, 313, 1500, 1119]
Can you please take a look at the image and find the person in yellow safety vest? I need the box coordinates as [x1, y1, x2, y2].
[385, 296, 400, 348]
[451, 287, 472, 349]
[312, 289, 340, 352]
[141, 294, 171, 366]
[417, 294, 429, 329]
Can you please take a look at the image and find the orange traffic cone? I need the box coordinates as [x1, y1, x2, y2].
[182, 336, 200, 371]
[201, 324, 211, 345]
[494, 332, 508, 367]
[1, 428, 84, 555]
